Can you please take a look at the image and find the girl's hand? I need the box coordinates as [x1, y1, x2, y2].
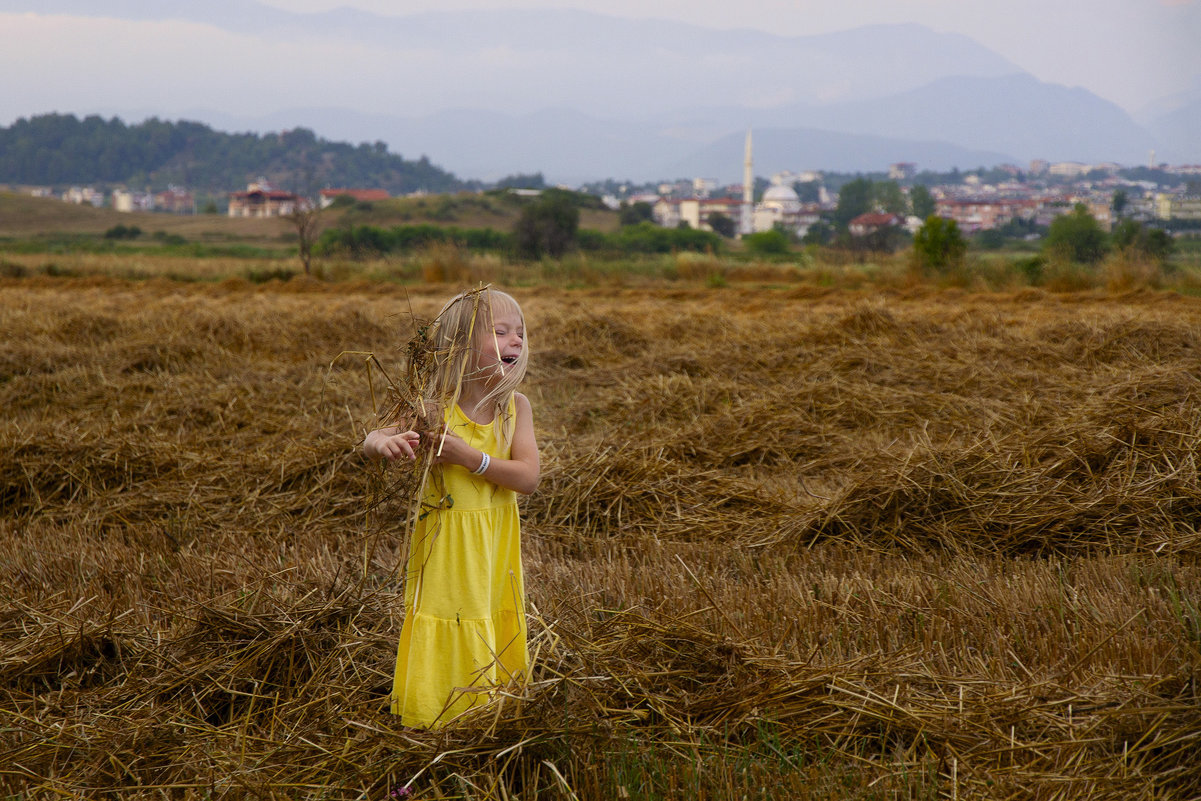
[364, 428, 420, 461]
[429, 429, 470, 467]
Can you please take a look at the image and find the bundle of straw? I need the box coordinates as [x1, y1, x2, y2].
[364, 287, 495, 577]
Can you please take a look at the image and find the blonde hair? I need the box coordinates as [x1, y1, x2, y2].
[424, 288, 528, 448]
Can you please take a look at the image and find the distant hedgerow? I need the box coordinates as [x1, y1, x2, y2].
[314, 224, 514, 259]
[103, 224, 142, 240]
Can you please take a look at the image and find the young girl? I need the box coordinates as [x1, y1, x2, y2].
[363, 288, 540, 729]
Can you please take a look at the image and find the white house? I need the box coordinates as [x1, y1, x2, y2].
[62, 187, 104, 207]
[112, 189, 154, 213]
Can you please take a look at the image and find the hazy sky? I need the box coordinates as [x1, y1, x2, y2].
[248, 0, 1200, 113]
[0, 0, 1197, 126]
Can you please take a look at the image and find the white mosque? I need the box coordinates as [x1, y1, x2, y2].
[744, 129, 821, 237]
[654, 129, 822, 238]
[753, 182, 807, 233]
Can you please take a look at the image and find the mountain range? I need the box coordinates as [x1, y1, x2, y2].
[3, 1, 1198, 183]
[177, 72, 1178, 184]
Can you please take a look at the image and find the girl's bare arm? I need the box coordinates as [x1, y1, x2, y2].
[432, 393, 540, 494]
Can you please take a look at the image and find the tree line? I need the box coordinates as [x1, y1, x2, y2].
[911, 203, 1175, 280]
[0, 113, 464, 195]
[315, 189, 722, 260]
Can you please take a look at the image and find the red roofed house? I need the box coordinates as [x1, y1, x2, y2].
[935, 198, 1037, 233]
[155, 186, 195, 214]
[849, 212, 902, 237]
[319, 188, 391, 208]
[228, 181, 306, 218]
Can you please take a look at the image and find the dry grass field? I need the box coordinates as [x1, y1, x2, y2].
[1, 273, 1199, 799]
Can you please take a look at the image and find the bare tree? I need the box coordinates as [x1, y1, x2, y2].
[285, 200, 323, 275]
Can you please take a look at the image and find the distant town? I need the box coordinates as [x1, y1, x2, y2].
[22, 155, 1201, 243]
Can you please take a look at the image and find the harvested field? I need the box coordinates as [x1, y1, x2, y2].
[1, 275, 1199, 799]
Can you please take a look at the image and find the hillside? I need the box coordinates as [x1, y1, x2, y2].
[0, 191, 620, 241]
[0, 114, 466, 195]
[0, 192, 292, 241]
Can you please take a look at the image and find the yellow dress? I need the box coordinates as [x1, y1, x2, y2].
[390, 397, 528, 728]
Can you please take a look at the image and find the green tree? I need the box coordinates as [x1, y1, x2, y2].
[618, 201, 654, 226]
[1111, 218, 1141, 251]
[1143, 228, 1174, 262]
[793, 180, 821, 204]
[513, 189, 579, 258]
[801, 220, 834, 246]
[853, 222, 908, 254]
[973, 229, 1006, 250]
[873, 180, 907, 216]
[1112, 218, 1174, 262]
[743, 228, 790, 255]
[706, 211, 737, 238]
[910, 185, 936, 219]
[912, 215, 967, 274]
[834, 177, 873, 229]
[1111, 188, 1128, 216]
[1043, 203, 1109, 264]
[496, 172, 546, 190]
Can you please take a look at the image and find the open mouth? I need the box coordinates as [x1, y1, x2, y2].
[501, 356, 518, 365]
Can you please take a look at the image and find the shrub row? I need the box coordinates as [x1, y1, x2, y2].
[314, 221, 723, 260]
[593, 222, 723, 255]
[314, 224, 512, 258]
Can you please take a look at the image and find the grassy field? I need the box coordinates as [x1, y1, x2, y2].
[0, 191, 619, 243]
[0, 192, 293, 240]
[1, 265, 1199, 799]
[4, 190, 1200, 294]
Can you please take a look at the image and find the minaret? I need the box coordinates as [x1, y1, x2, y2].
[741, 128, 753, 236]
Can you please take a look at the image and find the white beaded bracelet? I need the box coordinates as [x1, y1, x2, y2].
[472, 453, 490, 475]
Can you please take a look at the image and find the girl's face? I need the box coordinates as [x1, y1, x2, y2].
[473, 307, 524, 378]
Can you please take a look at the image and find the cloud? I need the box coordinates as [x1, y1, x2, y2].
[0, 13, 454, 123]
[1, 1, 1195, 126]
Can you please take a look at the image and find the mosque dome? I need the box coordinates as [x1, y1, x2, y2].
[762, 184, 800, 203]
[760, 183, 801, 213]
